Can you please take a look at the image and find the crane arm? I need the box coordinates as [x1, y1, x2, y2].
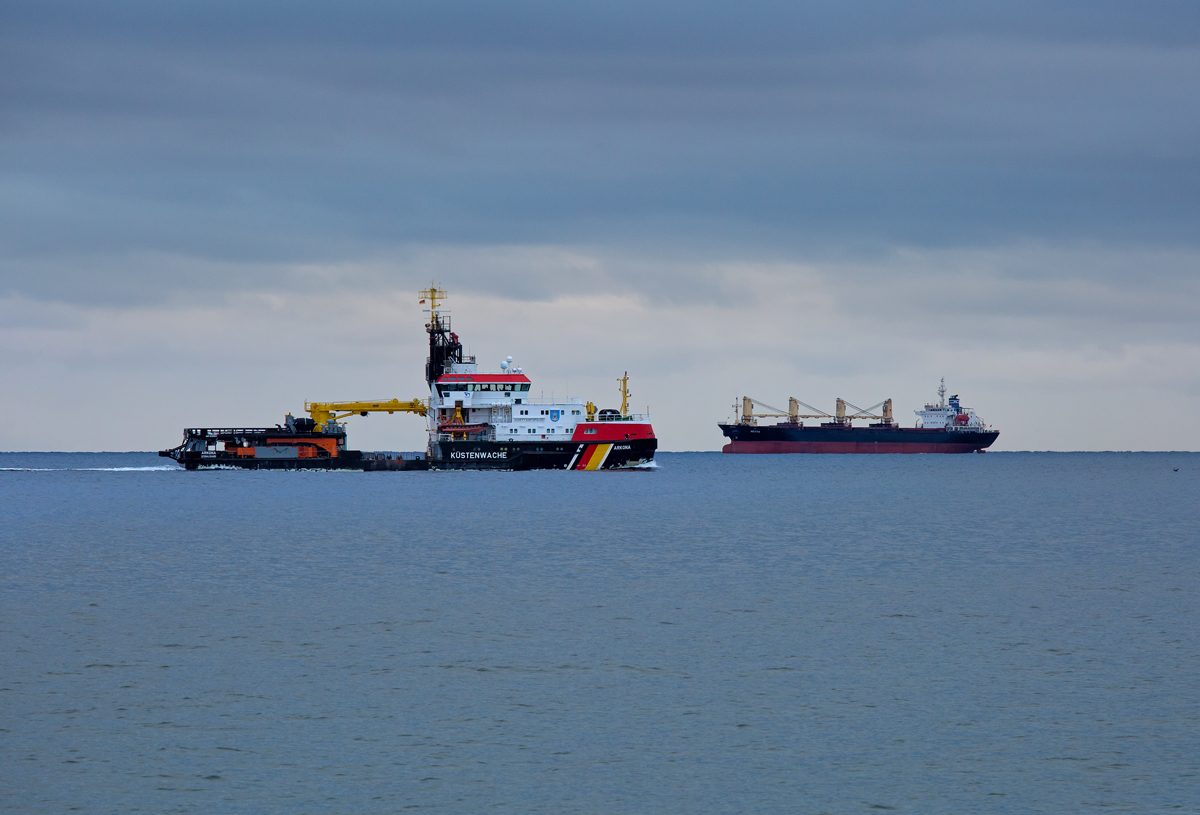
[741, 396, 831, 421]
[306, 398, 427, 431]
[790, 398, 831, 417]
[841, 400, 886, 419]
[745, 397, 790, 416]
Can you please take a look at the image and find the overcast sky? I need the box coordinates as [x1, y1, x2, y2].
[3, 1, 1198, 451]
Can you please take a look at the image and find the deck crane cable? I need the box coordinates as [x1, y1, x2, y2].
[791, 398, 831, 417]
[745, 396, 832, 419]
[841, 400, 887, 419]
[745, 397, 790, 416]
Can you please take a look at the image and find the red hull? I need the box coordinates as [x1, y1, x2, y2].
[722, 440, 986, 454]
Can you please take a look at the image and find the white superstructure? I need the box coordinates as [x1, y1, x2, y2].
[915, 379, 991, 430]
[430, 356, 594, 442]
[419, 285, 657, 470]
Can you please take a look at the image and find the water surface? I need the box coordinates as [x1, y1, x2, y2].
[3, 452, 1198, 813]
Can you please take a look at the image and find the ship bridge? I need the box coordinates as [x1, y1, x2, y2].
[434, 373, 532, 397]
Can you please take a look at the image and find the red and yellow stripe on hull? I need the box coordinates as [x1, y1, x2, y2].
[572, 443, 614, 470]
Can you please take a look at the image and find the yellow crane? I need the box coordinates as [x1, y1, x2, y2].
[305, 398, 427, 433]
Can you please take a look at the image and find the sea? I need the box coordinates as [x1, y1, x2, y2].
[2, 451, 1197, 814]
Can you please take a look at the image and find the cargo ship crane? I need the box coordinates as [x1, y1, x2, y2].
[736, 396, 832, 426]
[735, 396, 893, 427]
[835, 399, 893, 426]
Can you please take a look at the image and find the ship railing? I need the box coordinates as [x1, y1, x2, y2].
[184, 427, 342, 436]
[507, 412, 651, 422]
[435, 431, 497, 442]
[185, 428, 280, 436]
[588, 412, 651, 422]
[513, 397, 586, 406]
[488, 412, 647, 423]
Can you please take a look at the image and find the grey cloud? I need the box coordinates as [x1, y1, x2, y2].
[2, 1, 1199, 308]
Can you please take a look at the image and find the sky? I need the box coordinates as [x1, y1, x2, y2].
[3, 0, 1198, 452]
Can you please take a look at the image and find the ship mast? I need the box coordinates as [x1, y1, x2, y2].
[618, 371, 631, 418]
[421, 284, 446, 315]
[420, 283, 461, 385]
[938, 377, 946, 409]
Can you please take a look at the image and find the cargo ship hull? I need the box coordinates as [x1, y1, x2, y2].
[719, 423, 998, 454]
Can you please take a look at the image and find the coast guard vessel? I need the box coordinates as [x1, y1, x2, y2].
[719, 380, 998, 453]
[160, 286, 657, 470]
[420, 287, 657, 470]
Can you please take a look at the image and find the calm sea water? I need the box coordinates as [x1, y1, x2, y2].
[2, 451, 1198, 814]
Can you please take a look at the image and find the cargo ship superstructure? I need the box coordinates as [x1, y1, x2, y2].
[421, 287, 657, 470]
[719, 380, 998, 454]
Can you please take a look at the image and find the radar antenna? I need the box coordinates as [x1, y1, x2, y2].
[419, 284, 448, 315]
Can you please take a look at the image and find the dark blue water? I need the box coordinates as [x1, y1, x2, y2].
[3, 452, 1198, 814]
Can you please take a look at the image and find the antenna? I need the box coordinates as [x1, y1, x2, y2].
[938, 377, 946, 409]
[419, 283, 448, 316]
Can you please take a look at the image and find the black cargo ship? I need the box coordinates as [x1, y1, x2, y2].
[719, 423, 999, 454]
[720, 384, 998, 454]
